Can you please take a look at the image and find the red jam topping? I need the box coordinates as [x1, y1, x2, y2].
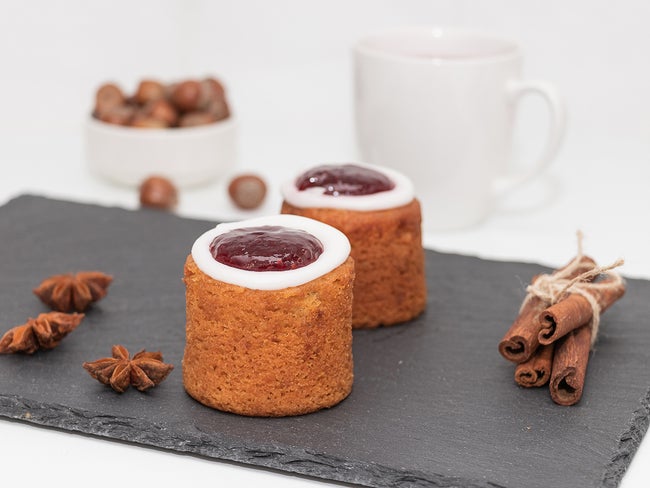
[295, 164, 395, 196]
[210, 226, 323, 271]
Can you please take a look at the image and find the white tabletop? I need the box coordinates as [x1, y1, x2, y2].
[1, 1, 649, 486]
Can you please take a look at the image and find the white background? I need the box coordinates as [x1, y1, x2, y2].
[0, 1, 649, 487]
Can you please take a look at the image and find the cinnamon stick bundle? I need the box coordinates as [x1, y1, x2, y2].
[497, 237, 626, 406]
[498, 255, 596, 363]
[538, 277, 626, 345]
[514, 344, 554, 388]
[549, 325, 592, 406]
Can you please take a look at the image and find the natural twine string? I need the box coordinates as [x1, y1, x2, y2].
[521, 231, 624, 346]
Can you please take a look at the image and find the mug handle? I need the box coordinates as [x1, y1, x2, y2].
[493, 80, 567, 195]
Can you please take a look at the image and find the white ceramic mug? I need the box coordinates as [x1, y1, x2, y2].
[354, 27, 566, 230]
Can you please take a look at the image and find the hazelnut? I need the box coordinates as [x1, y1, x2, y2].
[95, 83, 125, 116]
[199, 77, 226, 106]
[130, 115, 169, 129]
[171, 80, 202, 112]
[134, 80, 166, 105]
[145, 99, 178, 126]
[98, 105, 135, 126]
[178, 111, 216, 127]
[228, 174, 267, 210]
[139, 176, 178, 210]
[205, 97, 230, 122]
[164, 82, 178, 99]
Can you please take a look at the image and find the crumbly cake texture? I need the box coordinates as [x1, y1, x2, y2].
[183, 254, 355, 417]
[281, 199, 427, 328]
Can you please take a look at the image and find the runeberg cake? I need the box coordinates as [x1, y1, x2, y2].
[281, 162, 426, 328]
[183, 214, 354, 417]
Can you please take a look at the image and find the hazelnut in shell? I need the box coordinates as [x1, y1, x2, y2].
[95, 83, 125, 116]
[206, 98, 230, 122]
[139, 176, 178, 210]
[134, 80, 166, 105]
[131, 116, 169, 129]
[98, 105, 135, 126]
[171, 80, 202, 112]
[178, 111, 216, 127]
[199, 77, 226, 106]
[228, 174, 267, 210]
[145, 99, 178, 126]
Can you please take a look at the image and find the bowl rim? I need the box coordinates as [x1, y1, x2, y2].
[86, 113, 237, 138]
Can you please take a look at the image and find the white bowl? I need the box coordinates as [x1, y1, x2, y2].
[84, 116, 238, 187]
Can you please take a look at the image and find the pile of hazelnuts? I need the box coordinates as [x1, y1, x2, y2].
[93, 77, 229, 128]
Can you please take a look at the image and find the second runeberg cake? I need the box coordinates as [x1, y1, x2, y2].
[281, 162, 427, 328]
[183, 214, 354, 417]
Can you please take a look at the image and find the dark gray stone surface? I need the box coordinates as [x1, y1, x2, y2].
[0, 195, 649, 488]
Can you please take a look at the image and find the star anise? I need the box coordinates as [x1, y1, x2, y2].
[0, 312, 85, 354]
[83, 345, 174, 393]
[33, 271, 113, 312]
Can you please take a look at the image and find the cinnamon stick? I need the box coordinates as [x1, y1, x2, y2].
[498, 291, 545, 364]
[514, 343, 554, 388]
[538, 277, 626, 345]
[498, 255, 596, 363]
[549, 324, 591, 406]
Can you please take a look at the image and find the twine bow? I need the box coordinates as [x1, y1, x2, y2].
[521, 232, 624, 345]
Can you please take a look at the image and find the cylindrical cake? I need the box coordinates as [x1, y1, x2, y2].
[281, 162, 426, 328]
[183, 214, 354, 417]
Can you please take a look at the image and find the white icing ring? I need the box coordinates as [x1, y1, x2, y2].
[191, 214, 351, 290]
[281, 161, 414, 211]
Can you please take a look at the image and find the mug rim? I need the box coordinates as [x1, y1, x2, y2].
[354, 26, 521, 65]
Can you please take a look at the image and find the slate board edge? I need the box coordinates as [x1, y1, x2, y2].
[5, 385, 650, 488]
[0, 193, 594, 273]
[2, 393, 504, 488]
[602, 388, 650, 487]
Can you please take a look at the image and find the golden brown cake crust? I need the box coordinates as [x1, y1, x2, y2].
[281, 199, 427, 328]
[182, 255, 354, 417]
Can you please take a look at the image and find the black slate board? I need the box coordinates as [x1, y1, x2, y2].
[1, 195, 649, 488]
